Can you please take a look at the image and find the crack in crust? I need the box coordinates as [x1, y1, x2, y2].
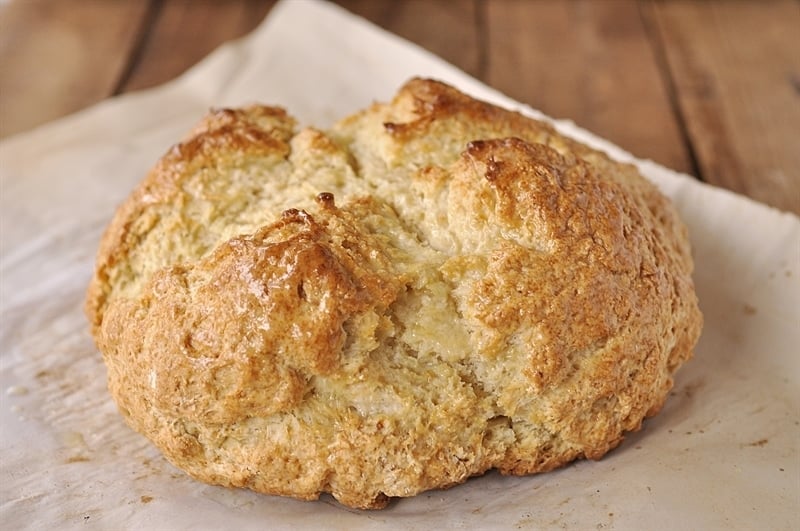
[86, 78, 702, 510]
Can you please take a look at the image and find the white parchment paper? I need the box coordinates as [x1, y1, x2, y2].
[1, 1, 798, 529]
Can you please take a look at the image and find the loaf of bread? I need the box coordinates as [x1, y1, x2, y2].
[86, 78, 702, 509]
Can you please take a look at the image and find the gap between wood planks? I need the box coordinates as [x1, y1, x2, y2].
[111, 0, 165, 96]
[638, 1, 703, 181]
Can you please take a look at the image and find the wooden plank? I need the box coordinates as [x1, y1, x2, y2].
[484, 0, 694, 174]
[333, 0, 481, 78]
[0, 0, 151, 138]
[118, 0, 277, 93]
[647, 0, 800, 214]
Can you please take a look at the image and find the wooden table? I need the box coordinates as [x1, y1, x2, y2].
[1, 0, 798, 214]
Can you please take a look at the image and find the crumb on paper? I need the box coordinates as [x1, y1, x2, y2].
[62, 431, 88, 449]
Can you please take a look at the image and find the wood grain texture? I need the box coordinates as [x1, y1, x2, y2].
[483, 0, 693, 174]
[0, 0, 150, 137]
[118, 0, 277, 93]
[648, 0, 800, 214]
[333, 0, 481, 77]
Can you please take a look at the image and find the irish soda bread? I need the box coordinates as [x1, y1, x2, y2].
[86, 78, 702, 509]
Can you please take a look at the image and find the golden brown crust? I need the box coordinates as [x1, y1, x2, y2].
[86, 78, 702, 509]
